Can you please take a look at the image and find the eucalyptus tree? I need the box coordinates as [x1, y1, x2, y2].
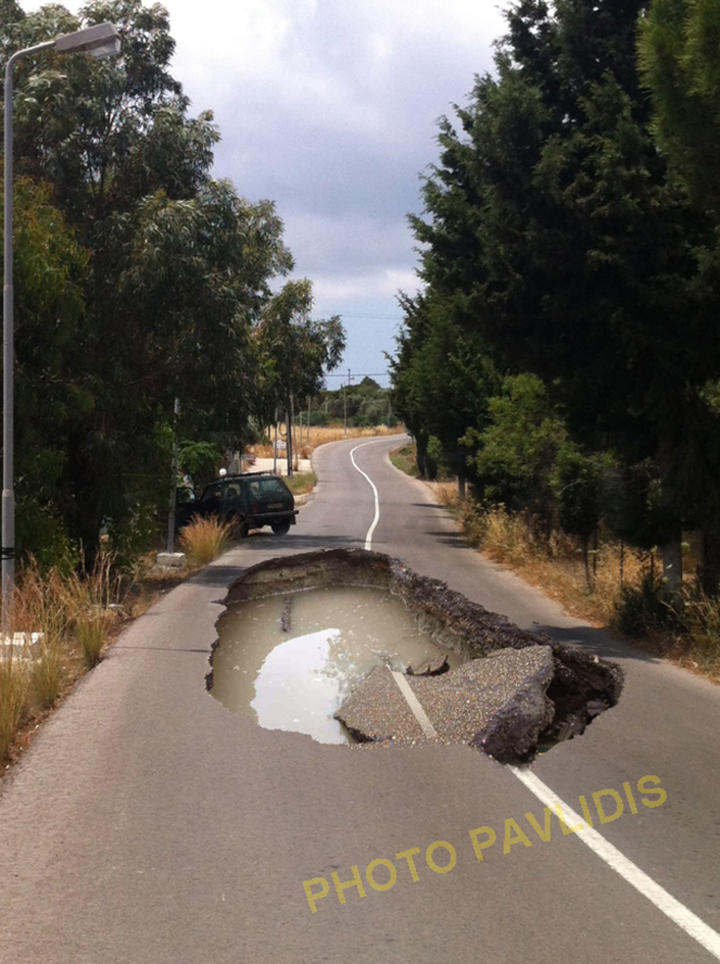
[2, 0, 298, 555]
[7, 177, 88, 565]
[255, 279, 344, 475]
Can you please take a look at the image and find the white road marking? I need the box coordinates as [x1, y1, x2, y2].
[352, 441, 720, 961]
[390, 670, 439, 739]
[510, 767, 720, 961]
[349, 441, 382, 550]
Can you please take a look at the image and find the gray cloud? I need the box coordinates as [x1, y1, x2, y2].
[23, 0, 508, 378]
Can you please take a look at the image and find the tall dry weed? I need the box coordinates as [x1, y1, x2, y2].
[178, 515, 232, 567]
[678, 586, 720, 673]
[0, 659, 29, 761]
[0, 552, 128, 763]
[52, 553, 121, 668]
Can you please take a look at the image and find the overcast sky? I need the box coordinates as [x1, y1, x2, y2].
[25, 0, 509, 386]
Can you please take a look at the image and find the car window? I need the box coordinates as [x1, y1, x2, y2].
[248, 481, 262, 500]
[223, 484, 240, 500]
[260, 478, 288, 497]
[200, 483, 222, 504]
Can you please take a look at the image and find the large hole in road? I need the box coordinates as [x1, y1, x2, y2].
[207, 549, 624, 765]
[210, 586, 460, 744]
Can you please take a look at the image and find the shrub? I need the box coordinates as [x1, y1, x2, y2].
[614, 572, 679, 637]
[679, 585, 720, 672]
[178, 515, 232, 567]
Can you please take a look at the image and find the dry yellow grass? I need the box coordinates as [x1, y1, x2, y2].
[0, 554, 129, 765]
[178, 515, 233, 567]
[428, 483, 648, 627]
[252, 423, 404, 459]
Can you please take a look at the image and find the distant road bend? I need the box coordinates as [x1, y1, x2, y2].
[1, 434, 719, 963]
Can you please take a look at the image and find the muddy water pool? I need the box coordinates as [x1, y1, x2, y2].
[210, 586, 460, 743]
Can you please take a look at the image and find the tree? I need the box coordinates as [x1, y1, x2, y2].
[6, 176, 88, 565]
[1, 1, 303, 558]
[256, 280, 345, 475]
[391, 292, 498, 489]
[638, 0, 720, 212]
[398, 0, 720, 589]
[464, 373, 568, 529]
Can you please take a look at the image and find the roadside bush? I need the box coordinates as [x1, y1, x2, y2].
[178, 515, 232, 567]
[679, 585, 720, 672]
[614, 572, 679, 637]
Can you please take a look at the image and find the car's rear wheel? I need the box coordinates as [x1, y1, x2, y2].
[271, 520, 291, 536]
[228, 514, 249, 538]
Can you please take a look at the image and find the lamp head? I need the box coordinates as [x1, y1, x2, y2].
[55, 22, 121, 59]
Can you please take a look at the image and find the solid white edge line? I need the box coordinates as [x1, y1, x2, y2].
[348, 436, 720, 961]
[390, 670, 439, 739]
[349, 441, 382, 550]
[510, 767, 720, 961]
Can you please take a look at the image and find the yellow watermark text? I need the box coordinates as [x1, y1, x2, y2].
[302, 774, 667, 914]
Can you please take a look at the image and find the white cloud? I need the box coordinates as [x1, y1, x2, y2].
[312, 266, 420, 304]
[17, 0, 509, 376]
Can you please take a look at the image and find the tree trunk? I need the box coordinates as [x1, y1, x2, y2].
[285, 397, 294, 479]
[661, 528, 683, 598]
[415, 430, 429, 479]
[699, 527, 720, 596]
[582, 535, 592, 592]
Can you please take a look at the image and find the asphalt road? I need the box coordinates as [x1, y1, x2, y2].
[1, 435, 719, 963]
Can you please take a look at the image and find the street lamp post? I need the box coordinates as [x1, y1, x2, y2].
[2, 23, 121, 639]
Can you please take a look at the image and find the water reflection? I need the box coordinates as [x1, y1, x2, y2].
[211, 587, 458, 743]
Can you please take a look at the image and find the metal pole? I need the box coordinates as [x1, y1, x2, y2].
[166, 397, 180, 553]
[2, 55, 16, 642]
[272, 409, 278, 474]
[3, 43, 52, 640]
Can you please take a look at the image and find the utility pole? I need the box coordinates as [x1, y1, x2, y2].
[343, 368, 351, 437]
[166, 396, 180, 553]
[286, 394, 294, 478]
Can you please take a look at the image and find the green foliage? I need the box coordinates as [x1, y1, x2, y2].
[177, 440, 222, 489]
[256, 279, 345, 414]
[392, 0, 720, 586]
[615, 571, 679, 637]
[255, 279, 345, 467]
[553, 448, 610, 543]
[464, 374, 567, 520]
[638, 0, 720, 212]
[1, 0, 309, 562]
[391, 296, 498, 480]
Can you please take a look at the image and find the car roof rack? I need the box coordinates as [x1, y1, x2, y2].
[219, 470, 279, 479]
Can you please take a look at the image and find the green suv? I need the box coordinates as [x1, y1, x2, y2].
[177, 472, 298, 536]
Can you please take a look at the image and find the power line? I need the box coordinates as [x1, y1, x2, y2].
[323, 371, 389, 378]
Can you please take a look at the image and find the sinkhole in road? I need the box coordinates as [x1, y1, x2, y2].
[208, 586, 460, 744]
[207, 549, 624, 763]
